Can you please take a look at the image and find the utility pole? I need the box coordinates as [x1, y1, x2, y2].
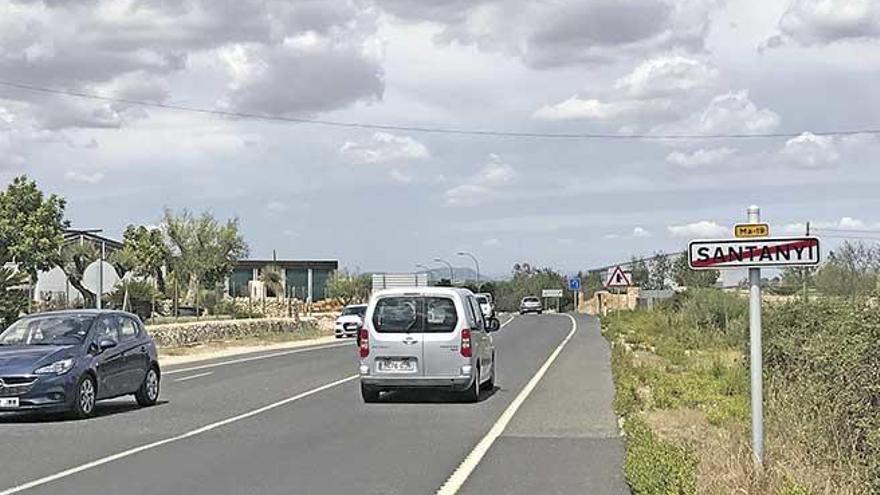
[748, 205, 764, 466]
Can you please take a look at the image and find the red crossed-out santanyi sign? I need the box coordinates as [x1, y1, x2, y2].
[688, 237, 820, 270]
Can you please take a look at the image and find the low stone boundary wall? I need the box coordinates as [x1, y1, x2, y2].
[146, 318, 314, 348]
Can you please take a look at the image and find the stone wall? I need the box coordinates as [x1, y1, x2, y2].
[146, 317, 315, 348]
[583, 287, 640, 316]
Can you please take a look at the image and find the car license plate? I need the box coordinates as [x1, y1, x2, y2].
[378, 359, 415, 372]
[0, 397, 19, 408]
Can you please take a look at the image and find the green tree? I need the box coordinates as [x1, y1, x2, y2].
[0, 176, 68, 284]
[0, 266, 28, 327]
[778, 266, 816, 297]
[115, 225, 170, 293]
[58, 242, 98, 308]
[814, 242, 878, 298]
[630, 257, 650, 287]
[672, 254, 719, 288]
[494, 263, 571, 312]
[646, 252, 672, 290]
[583, 271, 604, 298]
[163, 209, 248, 303]
[327, 271, 371, 305]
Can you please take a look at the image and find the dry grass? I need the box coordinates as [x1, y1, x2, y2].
[639, 398, 869, 495]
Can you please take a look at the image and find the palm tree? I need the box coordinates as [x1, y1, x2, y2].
[259, 264, 285, 298]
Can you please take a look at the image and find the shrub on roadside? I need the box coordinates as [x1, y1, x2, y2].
[624, 417, 698, 495]
[765, 298, 880, 490]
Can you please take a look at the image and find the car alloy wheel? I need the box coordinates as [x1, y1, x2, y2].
[146, 369, 159, 401]
[79, 377, 95, 415]
[70, 375, 97, 419]
[136, 366, 160, 407]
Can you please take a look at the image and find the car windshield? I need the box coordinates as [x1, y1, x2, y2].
[0, 315, 94, 346]
[373, 296, 457, 333]
[342, 306, 366, 317]
[476, 296, 489, 304]
[523, 298, 539, 303]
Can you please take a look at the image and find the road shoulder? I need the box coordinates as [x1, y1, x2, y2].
[460, 314, 630, 495]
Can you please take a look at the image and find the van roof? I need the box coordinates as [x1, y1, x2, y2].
[371, 287, 473, 298]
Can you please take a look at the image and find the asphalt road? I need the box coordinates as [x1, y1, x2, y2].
[0, 314, 626, 495]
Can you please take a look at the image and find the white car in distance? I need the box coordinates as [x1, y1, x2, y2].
[335, 304, 368, 338]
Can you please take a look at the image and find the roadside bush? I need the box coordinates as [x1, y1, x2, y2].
[624, 418, 698, 495]
[765, 299, 880, 490]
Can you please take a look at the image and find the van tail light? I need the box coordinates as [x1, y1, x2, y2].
[358, 329, 370, 358]
[460, 329, 472, 358]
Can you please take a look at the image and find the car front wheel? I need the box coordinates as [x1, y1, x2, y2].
[70, 374, 97, 419]
[135, 366, 160, 407]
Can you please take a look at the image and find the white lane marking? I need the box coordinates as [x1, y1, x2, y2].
[0, 374, 359, 495]
[172, 372, 214, 383]
[164, 341, 353, 376]
[435, 313, 578, 495]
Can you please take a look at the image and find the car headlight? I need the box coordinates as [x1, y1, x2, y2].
[34, 358, 75, 375]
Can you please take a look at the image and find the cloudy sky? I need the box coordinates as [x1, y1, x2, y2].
[2, 0, 879, 276]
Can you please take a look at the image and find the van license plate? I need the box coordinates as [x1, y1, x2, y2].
[0, 398, 19, 408]
[378, 360, 415, 372]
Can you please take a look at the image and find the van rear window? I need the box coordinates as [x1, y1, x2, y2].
[372, 296, 458, 333]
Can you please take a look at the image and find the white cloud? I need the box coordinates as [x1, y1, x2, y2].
[533, 55, 715, 123]
[615, 55, 719, 99]
[668, 220, 729, 238]
[666, 147, 735, 168]
[64, 171, 105, 184]
[632, 226, 652, 237]
[339, 132, 429, 165]
[389, 169, 413, 183]
[483, 238, 502, 247]
[265, 200, 290, 213]
[445, 154, 516, 206]
[776, 0, 880, 45]
[781, 217, 880, 236]
[780, 132, 839, 168]
[658, 90, 780, 135]
[533, 96, 672, 121]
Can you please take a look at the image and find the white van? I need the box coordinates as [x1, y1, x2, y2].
[358, 287, 498, 403]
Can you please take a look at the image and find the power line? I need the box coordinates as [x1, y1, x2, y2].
[815, 234, 880, 241]
[2, 79, 880, 140]
[813, 227, 880, 235]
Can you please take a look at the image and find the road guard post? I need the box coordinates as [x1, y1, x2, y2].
[688, 206, 820, 466]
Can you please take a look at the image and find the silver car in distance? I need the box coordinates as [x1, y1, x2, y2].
[358, 287, 498, 403]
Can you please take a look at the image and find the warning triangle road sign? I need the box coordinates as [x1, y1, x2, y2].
[605, 265, 633, 288]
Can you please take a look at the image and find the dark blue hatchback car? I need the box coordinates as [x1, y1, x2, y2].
[0, 310, 160, 419]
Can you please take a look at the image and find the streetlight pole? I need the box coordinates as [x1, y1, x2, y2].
[415, 264, 432, 283]
[457, 251, 480, 285]
[433, 258, 454, 283]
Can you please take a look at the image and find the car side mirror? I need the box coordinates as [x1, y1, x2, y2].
[98, 339, 117, 352]
[488, 318, 501, 332]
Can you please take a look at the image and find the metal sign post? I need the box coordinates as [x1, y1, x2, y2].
[747, 205, 764, 466]
[687, 206, 821, 467]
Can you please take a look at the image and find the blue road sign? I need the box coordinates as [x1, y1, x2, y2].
[568, 277, 581, 291]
